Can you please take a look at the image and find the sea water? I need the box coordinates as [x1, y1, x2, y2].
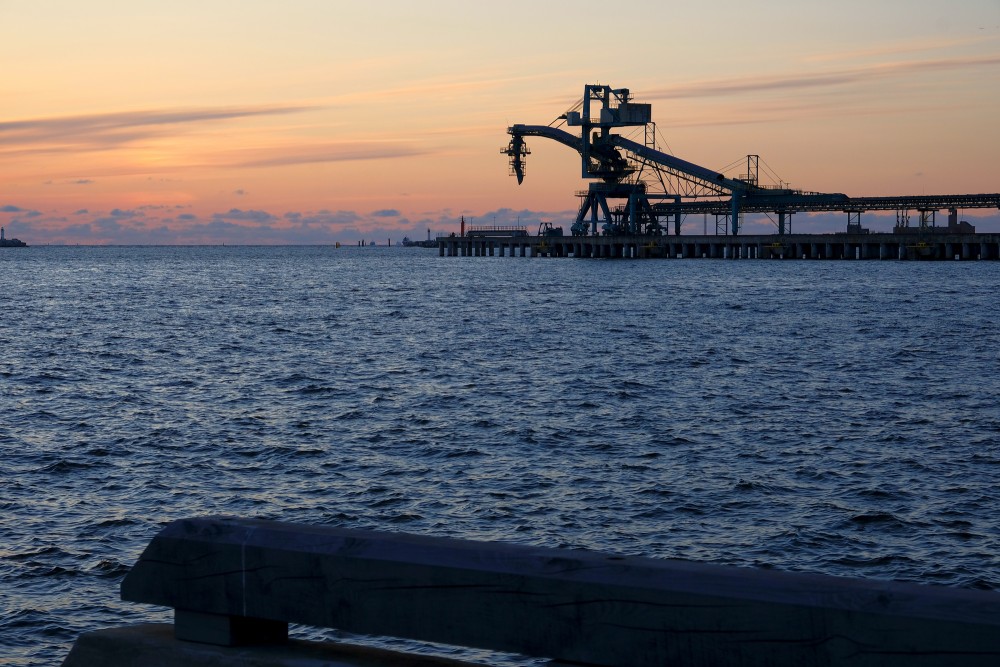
[2, 245, 999, 665]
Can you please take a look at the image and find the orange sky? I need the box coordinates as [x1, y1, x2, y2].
[2, 1, 999, 244]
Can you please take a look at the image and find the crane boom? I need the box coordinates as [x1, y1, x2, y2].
[501, 84, 995, 237]
[611, 136, 748, 195]
[502, 83, 845, 235]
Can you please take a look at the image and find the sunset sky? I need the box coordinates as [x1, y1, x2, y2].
[2, 0, 999, 244]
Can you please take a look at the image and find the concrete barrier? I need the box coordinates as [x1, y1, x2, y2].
[63, 516, 1000, 666]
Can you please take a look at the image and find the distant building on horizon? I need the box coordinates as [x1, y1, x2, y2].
[0, 226, 28, 247]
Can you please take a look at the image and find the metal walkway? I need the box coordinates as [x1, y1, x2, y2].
[656, 193, 1000, 215]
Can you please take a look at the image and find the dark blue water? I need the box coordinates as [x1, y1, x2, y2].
[2, 246, 999, 665]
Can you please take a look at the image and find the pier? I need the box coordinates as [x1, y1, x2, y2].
[490, 84, 999, 257]
[439, 231, 1000, 260]
[63, 517, 1000, 667]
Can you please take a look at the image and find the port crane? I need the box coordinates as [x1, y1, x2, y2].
[503, 84, 851, 236]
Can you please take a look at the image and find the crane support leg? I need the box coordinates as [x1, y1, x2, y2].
[730, 193, 742, 236]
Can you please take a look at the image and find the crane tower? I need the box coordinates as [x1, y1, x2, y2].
[503, 84, 843, 236]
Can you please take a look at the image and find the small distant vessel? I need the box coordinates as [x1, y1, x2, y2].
[401, 229, 437, 248]
[904, 242, 938, 260]
[0, 227, 27, 247]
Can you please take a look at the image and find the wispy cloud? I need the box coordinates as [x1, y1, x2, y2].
[647, 54, 1000, 99]
[804, 36, 1000, 64]
[0, 104, 317, 153]
[216, 142, 428, 168]
[332, 72, 552, 106]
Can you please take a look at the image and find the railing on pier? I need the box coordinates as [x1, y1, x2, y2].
[438, 232, 1000, 260]
[63, 516, 1000, 666]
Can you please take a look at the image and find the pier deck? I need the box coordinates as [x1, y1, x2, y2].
[438, 232, 1000, 260]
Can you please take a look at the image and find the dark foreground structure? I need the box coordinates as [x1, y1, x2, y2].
[440, 231, 1000, 260]
[63, 517, 1000, 666]
[499, 84, 1000, 246]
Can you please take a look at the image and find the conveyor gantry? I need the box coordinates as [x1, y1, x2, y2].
[503, 84, 999, 236]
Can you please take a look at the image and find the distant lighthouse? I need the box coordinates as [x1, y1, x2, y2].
[0, 226, 27, 246]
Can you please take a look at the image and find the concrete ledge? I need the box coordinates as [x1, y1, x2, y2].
[61, 624, 485, 667]
[113, 516, 1000, 666]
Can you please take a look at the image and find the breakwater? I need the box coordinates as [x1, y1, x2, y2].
[439, 232, 1000, 260]
[62, 517, 1000, 667]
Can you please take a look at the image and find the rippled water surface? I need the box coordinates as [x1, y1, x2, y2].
[2, 246, 999, 665]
